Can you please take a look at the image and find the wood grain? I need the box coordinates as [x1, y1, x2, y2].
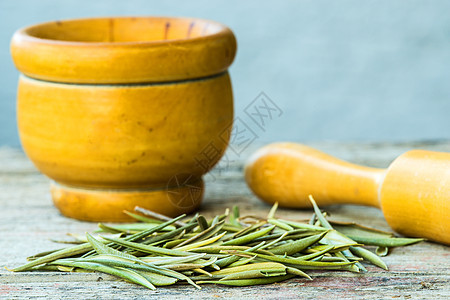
[1, 141, 449, 299]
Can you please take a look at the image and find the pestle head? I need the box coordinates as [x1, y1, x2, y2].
[380, 150, 450, 245]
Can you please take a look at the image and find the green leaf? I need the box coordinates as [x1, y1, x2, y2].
[269, 231, 328, 255]
[220, 269, 287, 281]
[102, 236, 195, 257]
[13, 243, 94, 272]
[232, 251, 356, 270]
[330, 221, 394, 239]
[197, 275, 295, 286]
[349, 246, 388, 270]
[97, 223, 174, 234]
[267, 202, 279, 219]
[138, 271, 178, 286]
[211, 262, 287, 276]
[376, 246, 389, 257]
[308, 195, 333, 229]
[229, 205, 241, 228]
[268, 218, 294, 231]
[345, 236, 424, 247]
[86, 233, 137, 261]
[175, 231, 226, 251]
[123, 211, 163, 224]
[51, 260, 156, 290]
[223, 225, 275, 246]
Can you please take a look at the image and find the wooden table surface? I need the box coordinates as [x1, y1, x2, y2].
[1, 141, 449, 299]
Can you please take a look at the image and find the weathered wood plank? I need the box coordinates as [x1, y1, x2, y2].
[1, 142, 449, 299]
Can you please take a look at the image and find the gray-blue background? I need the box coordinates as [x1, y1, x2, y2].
[1, 0, 449, 147]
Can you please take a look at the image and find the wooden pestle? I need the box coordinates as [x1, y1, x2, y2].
[245, 143, 450, 245]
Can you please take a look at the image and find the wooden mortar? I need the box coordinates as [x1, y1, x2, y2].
[11, 17, 236, 222]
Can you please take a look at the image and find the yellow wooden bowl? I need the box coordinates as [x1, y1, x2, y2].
[11, 16, 236, 222]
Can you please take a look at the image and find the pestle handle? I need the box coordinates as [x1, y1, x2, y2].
[245, 143, 386, 208]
